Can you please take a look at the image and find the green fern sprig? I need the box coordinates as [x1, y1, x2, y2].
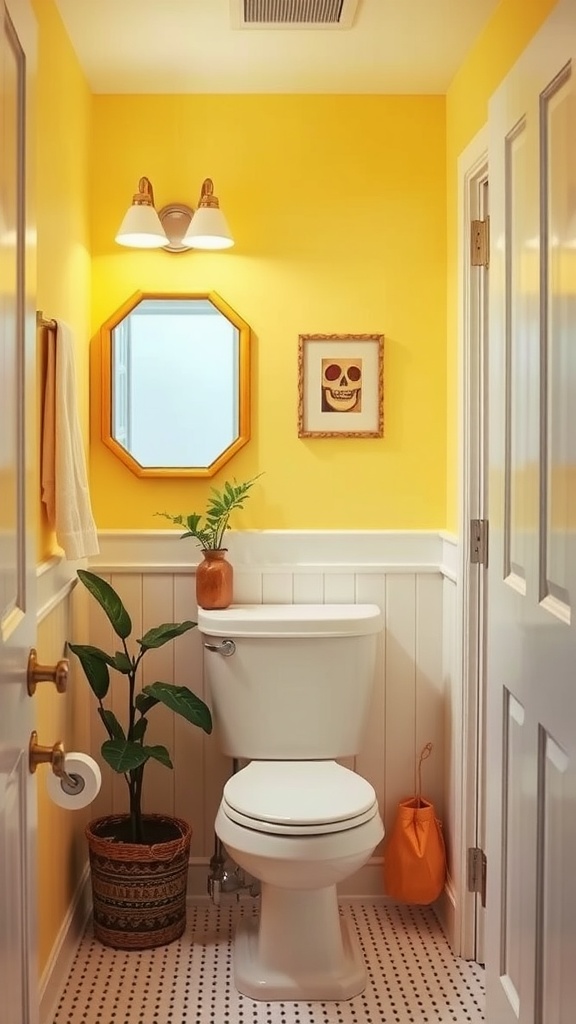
[156, 474, 262, 550]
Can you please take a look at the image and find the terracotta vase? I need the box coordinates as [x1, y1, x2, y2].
[196, 549, 233, 609]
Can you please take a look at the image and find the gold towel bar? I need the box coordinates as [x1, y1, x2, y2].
[37, 309, 57, 330]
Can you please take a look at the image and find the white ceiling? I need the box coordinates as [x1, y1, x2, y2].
[53, 0, 500, 95]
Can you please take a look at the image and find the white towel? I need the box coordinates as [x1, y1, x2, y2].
[41, 320, 100, 560]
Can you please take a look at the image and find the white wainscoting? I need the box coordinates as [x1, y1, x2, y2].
[81, 530, 459, 898]
[439, 545, 459, 941]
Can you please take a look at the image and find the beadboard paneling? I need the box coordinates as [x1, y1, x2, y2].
[82, 531, 457, 896]
[442, 570, 459, 904]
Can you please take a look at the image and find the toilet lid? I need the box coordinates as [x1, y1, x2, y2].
[221, 798, 379, 836]
[222, 761, 377, 835]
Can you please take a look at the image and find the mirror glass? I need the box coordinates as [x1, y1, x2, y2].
[100, 292, 250, 477]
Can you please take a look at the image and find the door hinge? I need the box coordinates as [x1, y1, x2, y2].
[467, 847, 487, 907]
[470, 218, 490, 267]
[470, 519, 489, 566]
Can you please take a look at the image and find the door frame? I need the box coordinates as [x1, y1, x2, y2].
[1, 0, 38, 1020]
[454, 125, 488, 961]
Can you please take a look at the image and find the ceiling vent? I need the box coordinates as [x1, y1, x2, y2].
[231, 0, 360, 29]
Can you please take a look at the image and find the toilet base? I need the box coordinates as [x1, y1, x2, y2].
[233, 883, 367, 1001]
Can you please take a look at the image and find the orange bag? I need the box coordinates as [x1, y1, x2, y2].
[383, 743, 446, 905]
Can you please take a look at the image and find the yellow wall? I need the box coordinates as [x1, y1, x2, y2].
[31, 0, 92, 977]
[34, 0, 92, 559]
[444, 0, 558, 530]
[90, 94, 447, 530]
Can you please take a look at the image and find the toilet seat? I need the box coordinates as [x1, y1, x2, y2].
[221, 760, 379, 836]
[221, 800, 379, 836]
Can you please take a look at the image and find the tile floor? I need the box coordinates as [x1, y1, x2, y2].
[51, 900, 485, 1023]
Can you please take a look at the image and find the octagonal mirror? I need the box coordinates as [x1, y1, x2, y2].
[100, 292, 251, 477]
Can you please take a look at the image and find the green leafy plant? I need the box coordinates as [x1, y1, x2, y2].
[68, 569, 212, 844]
[156, 475, 262, 550]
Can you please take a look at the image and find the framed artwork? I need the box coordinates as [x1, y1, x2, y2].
[298, 333, 384, 438]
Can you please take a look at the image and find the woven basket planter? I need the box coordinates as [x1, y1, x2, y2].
[86, 813, 192, 950]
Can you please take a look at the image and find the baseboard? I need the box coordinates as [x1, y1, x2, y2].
[187, 856, 386, 900]
[188, 858, 212, 898]
[39, 864, 92, 1024]
[435, 873, 457, 951]
[339, 857, 386, 897]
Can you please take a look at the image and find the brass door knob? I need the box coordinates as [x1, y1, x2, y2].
[28, 731, 82, 792]
[27, 648, 68, 696]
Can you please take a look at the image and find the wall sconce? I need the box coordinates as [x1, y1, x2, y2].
[115, 177, 234, 252]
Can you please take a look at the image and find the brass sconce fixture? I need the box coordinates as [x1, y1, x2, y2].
[115, 176, 234, 253]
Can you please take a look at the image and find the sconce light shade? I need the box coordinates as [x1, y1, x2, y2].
[182, 178, 234, 250]
[115, 177, 168, 249]
[115, 176, 234, 251]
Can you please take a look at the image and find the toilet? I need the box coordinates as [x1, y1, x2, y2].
[198, 603, 384, 1002]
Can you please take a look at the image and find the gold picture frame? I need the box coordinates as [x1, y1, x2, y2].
[298, 333, 384, 438]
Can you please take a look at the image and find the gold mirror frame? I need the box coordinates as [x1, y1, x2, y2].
[100, 291, 251, 477]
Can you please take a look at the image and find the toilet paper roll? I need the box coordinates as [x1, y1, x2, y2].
[45, 752, 102, 810]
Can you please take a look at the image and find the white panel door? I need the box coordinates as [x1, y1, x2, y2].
[0, 1, 37, 1023]
[486, 1, 576, 1021]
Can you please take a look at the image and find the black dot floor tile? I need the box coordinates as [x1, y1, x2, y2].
[50, 901, 485, 1023]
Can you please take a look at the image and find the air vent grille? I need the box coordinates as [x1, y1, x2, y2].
[233, 0, 359, 29]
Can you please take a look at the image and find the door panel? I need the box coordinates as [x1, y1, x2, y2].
[0, 757, 28, 1019]
[538, 729, 569, 1021]
[542, 64, 575, 618]
[0, 1, 37, 1023]
[500, 689, 525, 1016]
[506, 120, 531, 590]
[486, 2, 576, 1021]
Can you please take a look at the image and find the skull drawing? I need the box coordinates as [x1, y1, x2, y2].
[321, 358, 362, 412]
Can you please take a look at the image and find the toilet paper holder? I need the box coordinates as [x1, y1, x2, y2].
[28, 732, 84, 794]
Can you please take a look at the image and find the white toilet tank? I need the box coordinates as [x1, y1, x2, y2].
[198, 604, 382, 759]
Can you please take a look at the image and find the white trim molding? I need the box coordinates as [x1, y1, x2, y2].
[439, 531, 458, 582]
[455, 124, 489, 962]
[36, 556, 77, 624]
[91, 528, 449, 574]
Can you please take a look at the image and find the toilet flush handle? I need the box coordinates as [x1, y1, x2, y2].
[203, 639, 236, 657]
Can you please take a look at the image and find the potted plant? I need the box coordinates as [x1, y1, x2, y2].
[68, 568, 212, 950]
[157, 474, 261, 610]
